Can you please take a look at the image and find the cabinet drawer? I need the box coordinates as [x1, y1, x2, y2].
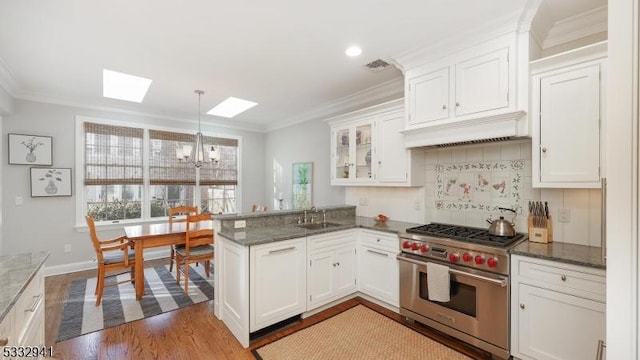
[13, 269, 44, 344]
[516, 257, 605, 301]
[359, 229, 398, 253]
[308, 230, 356, 253]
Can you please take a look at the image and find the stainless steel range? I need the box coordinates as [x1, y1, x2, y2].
[397, 223, 526, 360]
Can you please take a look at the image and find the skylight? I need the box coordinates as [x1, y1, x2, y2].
[102, 69, 152, 103]
[207, 97, 258, 118]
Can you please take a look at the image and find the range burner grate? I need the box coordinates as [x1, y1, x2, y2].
[406, 223, 525, 248]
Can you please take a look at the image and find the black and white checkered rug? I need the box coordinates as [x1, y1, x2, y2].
[56, 264, 214, 342]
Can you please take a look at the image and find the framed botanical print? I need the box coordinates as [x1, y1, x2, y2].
[8, 133, 53, 165]
[30, 168, 72, 197]
[293, 162, 312, 209]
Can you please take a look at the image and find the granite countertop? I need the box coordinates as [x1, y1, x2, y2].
[217, 216, 420, 246]
[0, 251, 49, 323]
[510, 241, 606, 270]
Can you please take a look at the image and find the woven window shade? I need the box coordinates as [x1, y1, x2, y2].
[149, 130, 199, 185]
[200, 135, 238, 186]
[84, 122, 144, 185]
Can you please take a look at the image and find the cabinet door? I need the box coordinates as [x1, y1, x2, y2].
[455, 48, 509, 116]
[354, 122, 374, 181]
[359, 246, 399, 307]
[333, 245, 357, 298]
[333, 125, 351, 182]
[378, 111, 409, 183]
[250, 238, 306, 331]
[517, 283, 605, 360]
[0, 308, 14, 360]
[308, 250, 335, 308]
[408, 67, 449, 124]
[539, 64, 600, 184]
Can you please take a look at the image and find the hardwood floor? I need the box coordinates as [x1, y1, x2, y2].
[46, 259, 492, 360]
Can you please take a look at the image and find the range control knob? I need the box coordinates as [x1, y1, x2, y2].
[411, 243, 420, 251]
[449, 252, 460, 263]
[420, 245, 429, 253]
[402, 241, 412, 249]
[487, 258, 498, 268]
[474, 255, 485, 265]
[462, 253, 472, 262]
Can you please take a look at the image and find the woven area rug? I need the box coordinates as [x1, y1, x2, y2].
[253, 305, 473, 360]
[56, 264, 214, 342]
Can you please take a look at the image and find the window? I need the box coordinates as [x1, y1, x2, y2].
[79, 118, 239, 224]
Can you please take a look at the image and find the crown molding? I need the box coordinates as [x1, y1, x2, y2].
[543, 5, 608, 49]
[14, 91, 265, 132]
[264, 77, 404, 132]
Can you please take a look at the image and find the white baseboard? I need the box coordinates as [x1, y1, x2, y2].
[43, 249, 171, 277]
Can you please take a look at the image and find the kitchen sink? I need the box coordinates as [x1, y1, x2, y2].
[296, 222, 343, 230]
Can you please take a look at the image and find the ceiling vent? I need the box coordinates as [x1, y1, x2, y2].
[364, 59, 392, 72]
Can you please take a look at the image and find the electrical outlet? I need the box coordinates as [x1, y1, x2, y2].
[558, 208, 571, 223]
[234, 220, 246, 229]
[414, 200, 421, 210]
[359, 197, 368, 206]
[64, 244, 71, 253]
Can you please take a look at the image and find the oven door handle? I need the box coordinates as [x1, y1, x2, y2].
[396, 255, 508, 287]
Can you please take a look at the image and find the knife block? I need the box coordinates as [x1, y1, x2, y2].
[528, 215, 553, 243]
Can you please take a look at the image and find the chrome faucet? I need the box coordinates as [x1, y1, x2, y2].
[322, 210, 326, 223]
[303, 210, 308, 223]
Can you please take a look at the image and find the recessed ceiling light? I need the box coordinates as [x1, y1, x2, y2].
[102, 69, 152, 103]
[345, 46, 362, 57]
[207, 97, 258, 118]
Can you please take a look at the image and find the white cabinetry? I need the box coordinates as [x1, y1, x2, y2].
[358, 229, 399, 307]
[531, 42, 606, 188]
[328, 99, 423, 186]
[307, 230, 357, 310]
[511, 255, 606, 360]
[0, 307, 14, 360]
[0, 266, 45, 359]
[250, 237, 306, 332]
[399, 32, 527, 148]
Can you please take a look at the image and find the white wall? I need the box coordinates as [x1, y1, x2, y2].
[264, 119, 344, 210]
[2, 99, 265, 267]
[346, 140, 602, 247]
[0, 86, 13, 115]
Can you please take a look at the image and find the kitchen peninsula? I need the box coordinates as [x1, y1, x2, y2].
[0, 252, 49, 351]
[212, 205, 418, 347]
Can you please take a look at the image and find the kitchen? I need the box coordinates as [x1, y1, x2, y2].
[0, 0, 637, 359]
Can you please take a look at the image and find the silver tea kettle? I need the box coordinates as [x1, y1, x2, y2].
[487, 207, 517, 236]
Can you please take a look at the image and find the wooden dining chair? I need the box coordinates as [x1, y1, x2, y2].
[252, 204, 267, 212]
[175, 213, 214, 294]
[86, 215, 135, 306]
[168, 205, 199, 273]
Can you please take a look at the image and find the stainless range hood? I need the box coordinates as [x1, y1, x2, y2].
[400, 110, 528, 148]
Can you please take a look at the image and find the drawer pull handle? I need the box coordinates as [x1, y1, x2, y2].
[0, 338, 7, 346]
[26, 293, 43, 313]
[520, 303, 525, 310]
[561, 275, 567, 281]
[268, 246, 295, 254]
[367, 249, 389, 257]
[376, 238, 380, 242]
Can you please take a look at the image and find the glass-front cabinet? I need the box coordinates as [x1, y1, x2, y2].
[331, 120, 375, 184]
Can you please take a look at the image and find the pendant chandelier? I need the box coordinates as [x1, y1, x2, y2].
[176, 90, 220, 167]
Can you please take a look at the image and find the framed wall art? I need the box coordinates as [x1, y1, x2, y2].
[30, 168, 72, 197]
[8, 133, 53, 165]
[292, 162, 313, 209]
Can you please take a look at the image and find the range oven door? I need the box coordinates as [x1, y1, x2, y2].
[397, 254, 509, 351]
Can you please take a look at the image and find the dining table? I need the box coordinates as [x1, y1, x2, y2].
[124, 220, 213, 299]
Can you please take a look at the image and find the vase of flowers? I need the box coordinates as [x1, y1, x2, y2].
[39, 169, 63, 195]
[22, 137, 44, 163]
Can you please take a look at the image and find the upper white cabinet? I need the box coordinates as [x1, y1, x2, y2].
[327, 99, 423, 187]
[531, 42, 606, 188]
[395, 31, 529, 148]
[454, 47, 510, 117]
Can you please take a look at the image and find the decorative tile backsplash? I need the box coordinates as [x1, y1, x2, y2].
[435, 160, 524, 214]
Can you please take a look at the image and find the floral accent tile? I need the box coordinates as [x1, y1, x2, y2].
[435, 160, 523, 214]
